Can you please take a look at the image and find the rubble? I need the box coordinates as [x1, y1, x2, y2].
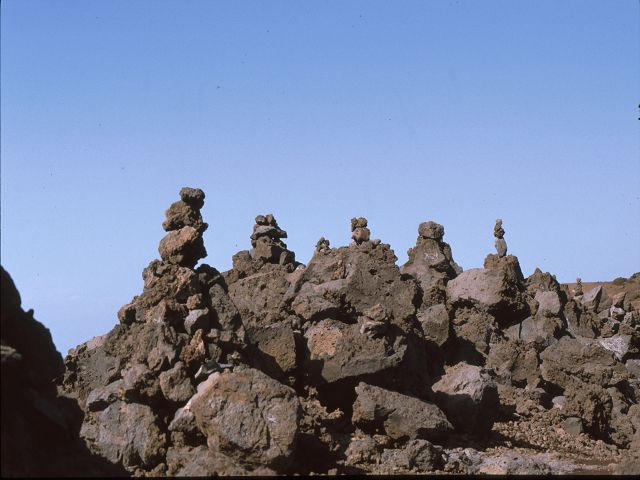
[3, 194, 639, 475]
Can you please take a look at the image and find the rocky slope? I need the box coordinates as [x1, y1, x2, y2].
[2, 187, 639, 476]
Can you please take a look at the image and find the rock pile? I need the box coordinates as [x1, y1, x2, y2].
[5, 188, 638, 475]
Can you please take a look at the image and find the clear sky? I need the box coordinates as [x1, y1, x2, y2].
[2, 0, 639, 355]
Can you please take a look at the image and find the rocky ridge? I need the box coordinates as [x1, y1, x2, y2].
[3, 187, 639, 476]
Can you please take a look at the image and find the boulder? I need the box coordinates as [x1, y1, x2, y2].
[417, 304, 450, 346]
[352, 382, 452, 441]
[534, 290, 563, 317]
[190, 368, 300, 471]
[80, 401, 167, 469]
[582, 286, 603, 312]
[431, 362, 499, 434]
[380, 439, 445, 472]
[247, 322, 298, 384]
[447, 255, 528, 323]
[540, 336, 628, 389]
[158, 226, 207, 268]
[303, 319, 427, 392]
[159, 361, 195, 403]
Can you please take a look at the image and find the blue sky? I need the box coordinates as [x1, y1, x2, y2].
[2, 0, 639, 355]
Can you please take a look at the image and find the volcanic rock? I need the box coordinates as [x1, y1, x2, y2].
[431, 362, 499, 435]
[190, 368, 301, 471]
[352, 382, 453, 441]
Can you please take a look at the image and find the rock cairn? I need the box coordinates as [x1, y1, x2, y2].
[19, 188, 637, 476]
[351, 217, 371, 244]
[250, 214, 294, 265]
[574, 277, 584, 297]
[494, 218, 507, 257]
[402, 220, 462, 309]
[315, 236, 330, 253]
[156, 187, 208, 267]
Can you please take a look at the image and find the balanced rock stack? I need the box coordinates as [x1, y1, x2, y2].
[62, 188, 252, 476]
[158, 187, 208, 267]
[351, 217, 371, 244]
[250, 213, 295, 266]
[494, 218, 508, 258]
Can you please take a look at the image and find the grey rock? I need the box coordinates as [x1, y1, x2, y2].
[162, 200, 207, 233]
[626, 358, 640, 379]
[303, 319, 417, 387]
[534, 290, 562, 317]
[159, 361, 195, 403]
[183, 308, 210, 335]
[352, 382, 453, 441]
[168, 404, 198, 434]
[540, 336, 628, 389]
[599, 334, 636, 362]
[380, 439, 444, 472]
[190, 368, 300, 471]
[447, 255, 527, 320]
[495, 238, 507, 257]
[432, 362, 499, 434]
[81, 401, 166, 469]
[562, 416, 584, 436]
[582, 285, 603, 312]
[85, 380, 124, 411]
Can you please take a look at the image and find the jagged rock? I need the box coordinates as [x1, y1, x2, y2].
[80, 401, 167, 469]
[504, 315, 563, 346]
[449, 306, 499, 364]
[447, 254, 528, 324]
[162, 200, 208, 233]
[303, 319, 428, 393]
[534, 290, 563, 317]
[351, 217, 371, 244]
[158, 226, 207, 267]
[540, 337, 628, 389]
[179, 187, 205, 209]
[315, 237, 331, 253]
[352, 382, 452, 441]
[184, 308, 210, 335]
[582, 285, 603, 312]
[564, 299, 599, 338]
[159, 361, 195, 403]
[190, 368, 300, 471]
[401, 221, 461, 308]
[486, 338, 540, 387]
[289, 237, 420, 325]
[247, 322, 298, 384]
[494, 219, 507, 257]
[432, 362, 499, 435]
[599, 335, 638, 362]
[417, 304, 450, 346]
[85, 380, 124, 411]
[165, 444, 273, 476]
[563, 382, 613, 439]
[380, 439, 445, 472]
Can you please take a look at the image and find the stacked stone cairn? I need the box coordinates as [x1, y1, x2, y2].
[494, 218, 508, 257]
[22, 192, 636, 475]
